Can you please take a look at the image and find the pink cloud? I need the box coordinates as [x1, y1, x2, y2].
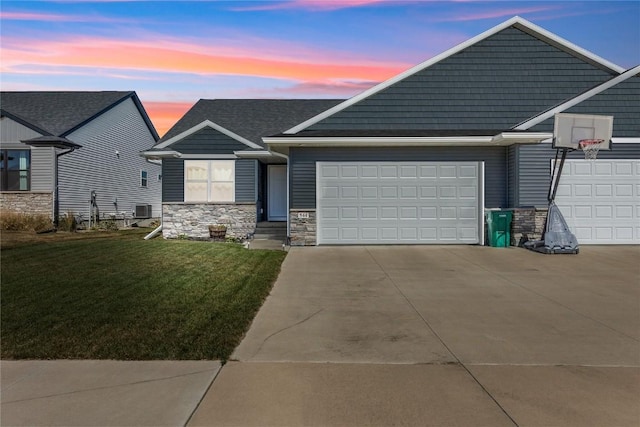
[432, 5, 562, 22]
[143, 101, 193, 137]
[281, 79, 379, 95]
[232, 0, 396, 12]
[1, 35, 410, 82]
[0, 10, 136, 23]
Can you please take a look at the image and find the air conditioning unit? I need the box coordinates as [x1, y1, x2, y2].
[135, 204, 152, 218]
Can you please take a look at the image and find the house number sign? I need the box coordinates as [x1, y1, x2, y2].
[297, 212, 310, 219]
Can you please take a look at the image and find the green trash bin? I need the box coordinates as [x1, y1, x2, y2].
[486, 210, 513, 247]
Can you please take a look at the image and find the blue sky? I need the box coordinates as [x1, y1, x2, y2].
[1, 1, 639, 134]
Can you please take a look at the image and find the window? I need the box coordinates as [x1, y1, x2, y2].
[0, 150, 30, 191]
[140, 170, 148, 187]
[185, 160, 235, 202]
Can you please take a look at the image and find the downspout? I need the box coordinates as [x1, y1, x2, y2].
[54, 147, 77, 226]
[144, 223, 163, 240]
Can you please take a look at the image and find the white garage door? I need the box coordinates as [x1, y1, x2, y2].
[316, 161, 482, 245]
[555, 159, 639, 244]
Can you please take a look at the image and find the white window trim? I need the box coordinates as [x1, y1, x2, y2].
[140, 170, 148, 188]
[184, 160, 235, 203]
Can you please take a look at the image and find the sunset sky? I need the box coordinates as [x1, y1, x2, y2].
[1, 1, 639, 137]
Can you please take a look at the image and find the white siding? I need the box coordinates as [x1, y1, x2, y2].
[59, 98, 161, 219]
[0, 117, 54, 194]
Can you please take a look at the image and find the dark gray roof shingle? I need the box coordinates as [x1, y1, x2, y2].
[0, 91, 135, 136]
[160, 99, 343, 147]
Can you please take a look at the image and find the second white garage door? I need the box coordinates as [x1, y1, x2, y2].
[555, 159, 639, 244]
[316, 161, 482, 245]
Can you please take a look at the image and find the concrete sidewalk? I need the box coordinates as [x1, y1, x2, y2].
[1, 360, 220, 426]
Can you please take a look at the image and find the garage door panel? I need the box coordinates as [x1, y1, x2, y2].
[341, 165, 358, 177]
[400, 186, 417, 198]
[554, 159, 639, 245]
[615, 184, 633, 197]
[317, 161, 480, 245]
[401, 165, 418, 178]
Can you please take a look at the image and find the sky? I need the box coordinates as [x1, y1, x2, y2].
[1, 1, 639, 137]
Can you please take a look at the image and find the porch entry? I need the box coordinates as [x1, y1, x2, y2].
[268, 165, 287, 221]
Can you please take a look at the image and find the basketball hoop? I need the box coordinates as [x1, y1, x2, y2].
[579, 139, 604, 160]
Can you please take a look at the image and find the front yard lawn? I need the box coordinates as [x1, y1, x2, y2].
[1, 229, 286, 361]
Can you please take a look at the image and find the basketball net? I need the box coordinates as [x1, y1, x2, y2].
[579, 139, 604, 161]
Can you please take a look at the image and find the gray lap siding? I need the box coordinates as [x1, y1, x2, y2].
[289, 146, 508, 209]
[513, 143, 640, 207]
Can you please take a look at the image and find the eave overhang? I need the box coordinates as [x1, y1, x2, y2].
[263, 132, 553, 150]
[234, 150, 288, 163]
[22, 136, 82, 150]
[140, 150, 181, 160]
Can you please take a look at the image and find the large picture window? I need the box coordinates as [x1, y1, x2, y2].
[185, 160, 235, 202]
[0, 150, 30, 191]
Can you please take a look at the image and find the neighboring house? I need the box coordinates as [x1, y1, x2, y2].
[0, 91, 161, 223]
[147, 16, 639, 246]
[142, 99, 341, 239]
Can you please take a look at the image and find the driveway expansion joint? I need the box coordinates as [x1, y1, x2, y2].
[365, 247, 522, 427]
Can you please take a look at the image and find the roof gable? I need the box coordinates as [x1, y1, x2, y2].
[286, 16, 622, 134]
[0, 91, 159, 142]
[171, 126, 257, 154]
[526, 67, 640, 137]
[160, 99, 343, 147]
[155, 120, 262, 151]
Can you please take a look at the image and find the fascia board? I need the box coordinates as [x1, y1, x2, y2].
[234, 150, 278, 158]
[176, 154, 238, 159]
[491, 132, 554, 144]
[265, 136, 493, 147]
[512, 20, 624, 75]
[284, 16, 624, 135]
[514, 65, 640, 130]
[154, 119, 262, 150]
[140, 150, 180, 159]
[265, 133, 552, 147]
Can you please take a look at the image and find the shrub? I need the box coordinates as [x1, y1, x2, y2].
[56, 212, 77, 232]
[0, 211, 54, 232]
[99, 219, 119, 231]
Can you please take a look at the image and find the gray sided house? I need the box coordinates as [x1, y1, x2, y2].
[263, 16, 639, 246]
[0, 91, 161, 223]
[142, 99, 341, 239]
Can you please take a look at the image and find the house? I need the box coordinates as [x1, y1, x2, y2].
[148, 16, 639, 245]
[0, 91, 161, 224]
[142, 99, 341, 239]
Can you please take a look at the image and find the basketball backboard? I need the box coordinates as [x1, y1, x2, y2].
[553, 113, 613, 150]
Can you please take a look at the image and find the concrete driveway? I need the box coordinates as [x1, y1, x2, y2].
[191, 245, 640, 426]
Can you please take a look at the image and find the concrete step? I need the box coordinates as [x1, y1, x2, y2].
[253, 232, 287, 240]
[253, 222, 287, 240]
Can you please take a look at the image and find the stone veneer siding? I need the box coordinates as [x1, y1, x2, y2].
[163, 203, 256, 239]
[0, 192, 53, 217]
[289, 206, 549, 247]
[510, 207, 548, 246]
[290, 209, 316, 246]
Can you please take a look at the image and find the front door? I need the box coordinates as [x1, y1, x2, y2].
[268, 165, 287, 221]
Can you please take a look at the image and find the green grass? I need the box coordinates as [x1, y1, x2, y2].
[1, 229, 286, 361]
